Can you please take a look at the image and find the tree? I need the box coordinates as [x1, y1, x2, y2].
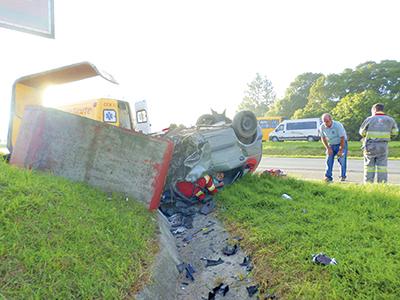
[332, 90, 388, 140]
[268, 72, 322, 118]
[294, 76, 338, 119]
[295, 60, 400, 120]
[238, 73, 276, 117]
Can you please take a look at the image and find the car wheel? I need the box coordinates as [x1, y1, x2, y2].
[232, 111, 258, 141]
[307, 136, 315, 142]
[271, 136, 279, 142]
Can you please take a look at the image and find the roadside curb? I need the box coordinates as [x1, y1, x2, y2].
[136, 211, 181, 300]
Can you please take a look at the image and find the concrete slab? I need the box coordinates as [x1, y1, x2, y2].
[10, 106, 173, 209]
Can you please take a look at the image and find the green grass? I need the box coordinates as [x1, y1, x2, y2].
[263, 141, 400, 159]
[0, 160, 157, 299]
[0, 145, 7, 155]
[218, 175, 400, 299]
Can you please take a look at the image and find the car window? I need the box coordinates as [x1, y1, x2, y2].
[259, 119, 280, 129]
[276, 124, 284, 132]
[136, 109, 148, 123]
[287, 121, 317, 130]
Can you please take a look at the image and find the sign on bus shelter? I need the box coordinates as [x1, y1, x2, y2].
[0, 0, 54, 38]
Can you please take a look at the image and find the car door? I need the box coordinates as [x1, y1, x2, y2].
[285, 122, 300, 140]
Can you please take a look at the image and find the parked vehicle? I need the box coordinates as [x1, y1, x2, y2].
[269, 118, 322, 142]
[59, 98, 134, 130]
[134, 100, 152, 134]
[257, 116, 284, 141]
[6, 62, 150, 154]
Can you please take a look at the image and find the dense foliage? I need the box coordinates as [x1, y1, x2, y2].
[245, 60, 400, 140]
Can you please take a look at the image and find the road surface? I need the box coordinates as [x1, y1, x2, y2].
[257, 157, 400, 184]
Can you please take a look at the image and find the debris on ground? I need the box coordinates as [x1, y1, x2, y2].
[281, 193, 292, 200]
[312, 253, 337, 265]
[222, 244, 239, 256]
[177, 262, 186, 273]
[263, 168, 286, 177]
[171, 226, 187, 235]
[240, 256, 253, 272]
[208, 283, 230, 299]
[171, 206, 258, 299]
[181, 221, 216, 244]
[246, 285, 259, 297]
[205, 258, 225, 267]
[185, 263, 196, 281]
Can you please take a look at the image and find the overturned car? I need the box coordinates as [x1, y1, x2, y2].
[160, 110, 263, 205]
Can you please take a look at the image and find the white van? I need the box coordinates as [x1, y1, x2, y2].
[269, 118, 322, 142]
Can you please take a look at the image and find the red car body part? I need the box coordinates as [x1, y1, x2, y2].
[176, 175, 217, 201]
[245, 157, 259, 173]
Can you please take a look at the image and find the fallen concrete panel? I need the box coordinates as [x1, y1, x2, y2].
[10, 106, 173, 210]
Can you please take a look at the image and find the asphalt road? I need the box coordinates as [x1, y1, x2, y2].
[257, 157, 400, 184]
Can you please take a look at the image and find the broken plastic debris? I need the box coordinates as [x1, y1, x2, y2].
[171, 226, 186, 235]
[168, 214, 183, 227]
[176, 262, 186, 273]
[240, 256, 251, 266]
[219, 284, 229, 296]
[264, 168, 286, 177]
[281, 193, 292, 200]
[312, 253, 337, 265]
[246, 285, 259, 297]
[208, 283, 229, 299]
[240, 256, 253, 271]
[185, 263, 196, 281]
[205, 258, 224, 267]
[222, 244, 238, 256]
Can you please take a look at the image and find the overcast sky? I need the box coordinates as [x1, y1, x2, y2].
[1, 0, 400, 141]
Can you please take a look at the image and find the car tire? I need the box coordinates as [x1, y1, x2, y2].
[232, 111, 258, 140]
[271, 136, 279, 142]
[307, 136, 315, 142]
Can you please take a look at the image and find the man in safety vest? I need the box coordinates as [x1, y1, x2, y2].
[359, 103, 398, 183]
[176, 174, 218, 201]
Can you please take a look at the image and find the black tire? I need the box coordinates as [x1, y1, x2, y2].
[307, 136, 315, 142]
[232, 111, 258, 139]
[271, 136, 279, 142]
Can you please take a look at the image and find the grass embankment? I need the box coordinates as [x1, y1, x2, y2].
[263, 141, 400, 159]
[0, 144, 7, 155]
[218, 175, 400, 299]
[0, 160, 157, 299]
